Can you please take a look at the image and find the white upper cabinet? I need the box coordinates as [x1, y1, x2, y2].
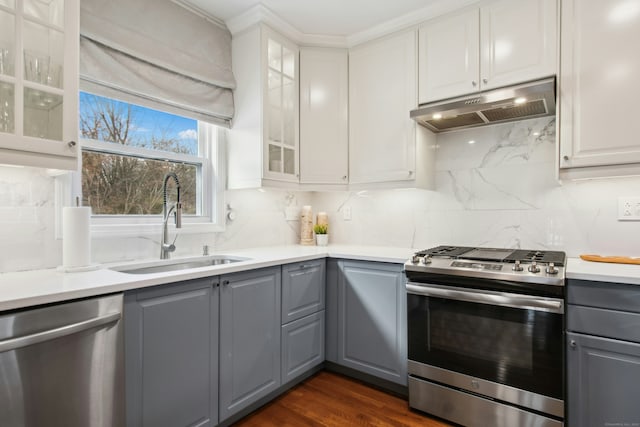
[349, 30, 435, 188]
[559, 0, 640, 177]
[418, 0, 557, 104]
[0, 0, 79, 170]
[299, 48, 348, 185]
[228, 25, 299, 189]
[264, 32, 299, 182]
[418, 9, 480, 103]
[480, 0, 557, 90]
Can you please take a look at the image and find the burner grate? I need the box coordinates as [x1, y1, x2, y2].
[506, 250, 566, 266]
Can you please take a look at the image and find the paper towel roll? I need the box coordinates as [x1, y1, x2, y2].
[62, 207, 92, 268]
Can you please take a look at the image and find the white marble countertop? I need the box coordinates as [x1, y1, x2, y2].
[566, 257, 640, 285]
[3, 247, 639, 312]
[0, 245, 414, 311]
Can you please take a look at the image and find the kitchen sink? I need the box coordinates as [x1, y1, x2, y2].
[111, 256, 250, 275]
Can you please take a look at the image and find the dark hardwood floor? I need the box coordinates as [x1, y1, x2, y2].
[232, 371, 453, 426]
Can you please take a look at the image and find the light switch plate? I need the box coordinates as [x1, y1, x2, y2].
[618, 197, 640, 221]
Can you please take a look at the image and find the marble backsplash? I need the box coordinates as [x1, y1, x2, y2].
[314, 117, 640, 256]
[1, 116, 639, 272]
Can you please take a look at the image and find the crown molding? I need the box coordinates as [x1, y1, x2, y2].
[226, 4, 349, 47]
[171, 0, 228, 29]
[226, 0, 481, 48]
[347, 0, 480, 46]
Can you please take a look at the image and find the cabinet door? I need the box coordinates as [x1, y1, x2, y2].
[219, 267, 281, 421]
[349, 30, 417, 184]
[0, 0, 79, 169]
[337, 261, 407, 385]
[263, 28, 299, 183]
[567, 332, 640, 427]
[560, 0, 640, 171]
[418, 8, 480, 103]
[300, 48, 348, 184]
[480, 0, 556, 91]
[282, 259, 325, 324]
[281, 311, 325, 384]
[124, 278, 218, 427]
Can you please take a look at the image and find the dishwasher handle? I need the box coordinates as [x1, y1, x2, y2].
[0, 311, 121, 353]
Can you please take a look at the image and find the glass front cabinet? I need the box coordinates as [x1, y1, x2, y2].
[263, 28, 299, 182]
[0, 0, 78, 170]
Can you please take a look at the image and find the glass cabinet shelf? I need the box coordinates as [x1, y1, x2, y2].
[0, 0, 78, 169]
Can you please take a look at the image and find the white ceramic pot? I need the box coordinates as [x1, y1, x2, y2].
[316, 234, 329, 246]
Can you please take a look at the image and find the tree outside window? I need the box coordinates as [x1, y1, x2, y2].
[79, 93, 204, 216]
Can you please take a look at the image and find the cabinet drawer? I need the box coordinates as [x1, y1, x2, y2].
[282, 259, 325, 323]
[281, 311, 325, 384]
[568, 305, 640, 343]
[568, 279, 640, 313]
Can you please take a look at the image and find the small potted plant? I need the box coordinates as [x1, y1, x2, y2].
[313, 223, 329, 246]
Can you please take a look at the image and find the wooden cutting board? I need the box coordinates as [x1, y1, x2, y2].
[580, 254, 640, 265]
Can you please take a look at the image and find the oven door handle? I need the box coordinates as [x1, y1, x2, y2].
[406, 283, 564, 313]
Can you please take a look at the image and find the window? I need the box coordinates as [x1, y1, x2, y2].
[76, 92, 224, 235]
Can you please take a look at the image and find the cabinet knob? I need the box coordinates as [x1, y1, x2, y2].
[570, 339, 577, 348]
[342, 175, 347, 180]
[223, 280, 230, 286]
[482, 78, 488, 84]
[408, 170, 414, 176]
[471, 80, 477, 87]
[563, 155, 569, 161]
[67, 140, 76, 147]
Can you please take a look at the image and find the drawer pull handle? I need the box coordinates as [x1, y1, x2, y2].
[570, 340, 577, 348]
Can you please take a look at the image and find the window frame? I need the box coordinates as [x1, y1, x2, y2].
[62, 117, 226, 238]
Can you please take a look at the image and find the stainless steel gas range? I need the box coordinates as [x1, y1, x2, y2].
[405, 246, 566, 427]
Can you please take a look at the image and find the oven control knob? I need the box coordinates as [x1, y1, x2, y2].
[528, 261, 540, 273]
[421, 255, 432, 265]
[513, 260, 524, 272]
[546, 263, 559, 275]
[411, 254, 421, 264]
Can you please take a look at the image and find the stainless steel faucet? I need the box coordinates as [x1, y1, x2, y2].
[160, 172, 182, 259]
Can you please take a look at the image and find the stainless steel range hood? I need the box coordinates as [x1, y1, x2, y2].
[410, 77, 556, 133]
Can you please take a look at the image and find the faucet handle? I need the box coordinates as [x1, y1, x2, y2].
[168, 234, 178, 252]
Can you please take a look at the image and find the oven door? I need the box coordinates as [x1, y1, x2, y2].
[407, 282, 564, 404]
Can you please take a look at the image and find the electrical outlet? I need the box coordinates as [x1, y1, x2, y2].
[343, 206, 352, 221]
[618, 197, 640, 221]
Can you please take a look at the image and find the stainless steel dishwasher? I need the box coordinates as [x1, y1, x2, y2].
[0, 293, 124, 427]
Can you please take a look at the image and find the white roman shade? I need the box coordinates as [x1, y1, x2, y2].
[80, 0, 235, 126]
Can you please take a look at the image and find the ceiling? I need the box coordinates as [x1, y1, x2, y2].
[182, 0, 456, 37]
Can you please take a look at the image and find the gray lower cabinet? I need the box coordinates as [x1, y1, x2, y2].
[124, 277, 218, 427]
[281, 311, 325, 384]
[219, 267, 282, 421]
[281, 259, 326, 385]
[567, 279, 640, 427]
[335, 260, 407, 385]
[567, 332, 640, 427]
[281, 259, 325, 323]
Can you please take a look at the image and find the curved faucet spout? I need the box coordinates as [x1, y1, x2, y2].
[160, 173, 182, 259]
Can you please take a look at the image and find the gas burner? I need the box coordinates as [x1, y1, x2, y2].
[406, 245, 566, 287]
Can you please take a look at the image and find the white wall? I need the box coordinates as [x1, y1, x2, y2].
[1, 116, 639, 273]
